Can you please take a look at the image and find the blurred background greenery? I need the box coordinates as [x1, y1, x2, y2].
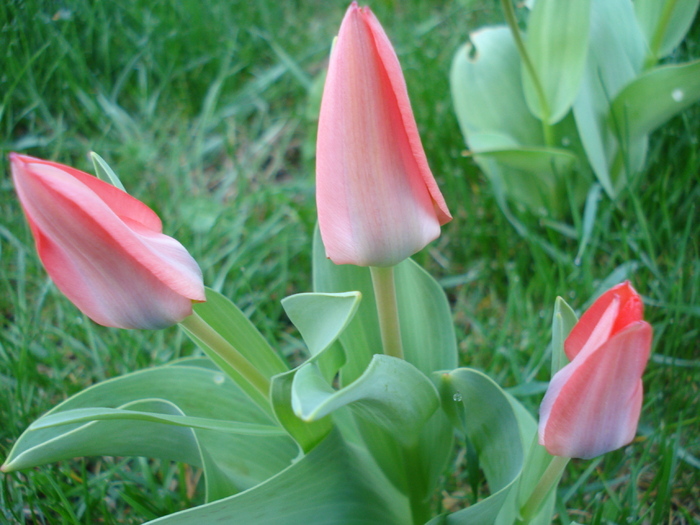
[0, 0, 697, 522]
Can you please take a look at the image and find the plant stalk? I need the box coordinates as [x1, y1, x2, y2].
[517, 455, 570, 523]
[500, 0, 555, 146]
[179, 312, 271, 400]
[370, 266, 404, 360]
[643, 0, 679, 70]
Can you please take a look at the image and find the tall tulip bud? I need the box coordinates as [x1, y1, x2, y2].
[538, 282, 652, 459]
[10, 153, 206, 330]
[316, 2, 452, 267]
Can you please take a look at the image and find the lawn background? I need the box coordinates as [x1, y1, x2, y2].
[1, 0, 698, 523]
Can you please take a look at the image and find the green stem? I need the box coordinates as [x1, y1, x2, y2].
[370, 266, 404, 360]
[517, 455, 570, 523]
[500, 0, 555, 145]
[643, 0, 679, 70]
[179, 313, 271, 400]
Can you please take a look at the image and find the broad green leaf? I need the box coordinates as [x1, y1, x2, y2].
[523, 0, 591, 124]
[3, 398, 201, 471]
[475, 147, 577, 174]
[434, 369, 525, 523]
[313, 227, 456, 498]
[634, 0, 700, 62]
[435, 368, 556, 524]
[551, 297, 578, 376]
[180, 288, 289, 417]
[31, 407, 286, 436]
[281, 292, 359, 380]
[2, 361, 297, 502]
[451, 27, 589, 217]
[281, 292, 360, 358]
[608, 60, 700, 140]
[270, 368, 333, 453]
[573, 0, 647, 196]
[451, 26, 542, 147]
[272, 292, 364, 452]
[497, 395, 557, 525]
[473, 147, 578, 216]
[292, 355, 440, 446]
[512, 440, 563, 525]
[90, 151, 126, 191]
[144, 430, 411, 525]
[312, 228, 457, 382]
[190, 288, 288, 378]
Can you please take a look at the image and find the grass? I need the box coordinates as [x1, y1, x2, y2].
[1, 0, 698, 523]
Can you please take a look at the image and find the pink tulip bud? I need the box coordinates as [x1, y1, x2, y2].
[316, 2, 452, 267]
[10, 153, 206, 330]
[538, 282, 653, 459]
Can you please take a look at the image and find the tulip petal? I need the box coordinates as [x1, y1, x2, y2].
[12, 154, 162, 232]
[565, 281, 643, 359]
[360, 7, 451, 225]
[11, 154, 205, 329]
[316, 3, 451, 267]
[539, 321, 652, 459]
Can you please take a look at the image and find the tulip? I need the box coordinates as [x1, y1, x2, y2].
[538, 281, 652, 459]
[10, 153, 206, 330]
[316, 2, 452, 267]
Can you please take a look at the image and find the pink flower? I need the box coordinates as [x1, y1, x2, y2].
[10, 153, 206, 329]
[538, 282, 653, 459]
[316, 2, 451, 267]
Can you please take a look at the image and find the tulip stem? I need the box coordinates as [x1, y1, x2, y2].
[370, 266, 404, 360]
[500, 0, 555, 146]
[179, 313, 271, 402]
[517, 455, 570, 523]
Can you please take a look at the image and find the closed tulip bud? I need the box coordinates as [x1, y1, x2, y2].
[10, 153, 206, 330]
[538, 282, 653, 459]
[316, 2, 452, 267]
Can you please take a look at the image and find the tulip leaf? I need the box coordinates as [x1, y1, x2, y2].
[90, 151, 126, 191]
[451, 27, 586, 217]
[515, 440, 565, 525]
[551, 297, 578, 376]
[282, 292, 360, 358]
[522, 0, 591, 124]
[271, 291, 364, 452]
[2, 360, 297, 502]
[181, 288, 289, 417]
[608, 60, 700, 141]
[292, 355, 439, 447]
[434, 368, 556, 524]
[451, 26, 542, 147]
[473, 147, 578, 216]
[312, 228, 457, 383]
[634, 0, 700, 62]
[312, 227, 456, 498]
[270, 368, 333, 453]
[573, 0, 646, 197]
[143, 430, 411, 525]
[281, 292, 359, 381]
[30, 407, 286, 436]
[190, 288, 288, 378]
[474, 147, 577, 173]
